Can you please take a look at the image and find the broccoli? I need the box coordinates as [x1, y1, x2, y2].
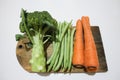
[17, 9, 57, 72]
[15, 34, 24, 41]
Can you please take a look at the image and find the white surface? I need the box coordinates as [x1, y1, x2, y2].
[0, 0, 120, 80]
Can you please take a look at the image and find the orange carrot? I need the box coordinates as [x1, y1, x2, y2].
[81, 16, 99, 72]
[72, 19, 84, 68]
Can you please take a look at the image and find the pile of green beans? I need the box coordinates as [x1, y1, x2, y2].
[47, 21, 76, 72]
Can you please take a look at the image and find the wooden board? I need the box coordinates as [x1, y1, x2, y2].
[16, 26, 108, 73]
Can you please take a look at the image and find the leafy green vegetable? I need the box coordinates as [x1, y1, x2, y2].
[18, 8, 57, 72]
[15, 34, 24, 41]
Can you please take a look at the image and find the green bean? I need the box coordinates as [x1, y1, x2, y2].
[52, 23, 63, 71]
[47, 30, 59, 64]
[62, 32, 67, 71]
[54, 35, 64, 71]
[52, 49, 60, 70]
[47, 42, 60, 72]
[47, 21, 72, 72]
[68, 28, 76, 71]
[66, 28, 71, 71]
[47, 41, 58, 64]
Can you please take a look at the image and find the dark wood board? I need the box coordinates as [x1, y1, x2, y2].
[16, 26, 108, 73]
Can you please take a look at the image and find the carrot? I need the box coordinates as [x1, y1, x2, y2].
[81, 16, 99, 72]
[72, 19, 84, 68]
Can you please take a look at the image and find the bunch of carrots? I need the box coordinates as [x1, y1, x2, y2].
[72, 16, 99, 72]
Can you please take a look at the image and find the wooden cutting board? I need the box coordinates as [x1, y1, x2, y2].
[16, 26, 108, 73]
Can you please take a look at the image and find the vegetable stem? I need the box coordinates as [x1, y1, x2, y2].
[29, 33, 46, 72]
[21, 9, 34, 43]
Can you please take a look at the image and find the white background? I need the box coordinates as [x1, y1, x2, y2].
[0, 0, 120, 80]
